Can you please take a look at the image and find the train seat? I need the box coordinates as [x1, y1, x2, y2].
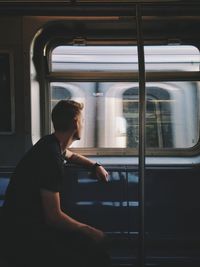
[0, 172, 13, 267]
[0, 176, 10, 215]
[0, 177, 9, 202]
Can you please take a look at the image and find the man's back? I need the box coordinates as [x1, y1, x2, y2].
[2, 134, 64, 233]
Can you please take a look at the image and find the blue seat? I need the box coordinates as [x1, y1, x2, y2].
[0, 175, 12, 266]
[0, 177, 10, 207]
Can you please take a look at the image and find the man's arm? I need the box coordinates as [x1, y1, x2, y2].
[40, 189, 105, 242]
[66, 150, 109, 182]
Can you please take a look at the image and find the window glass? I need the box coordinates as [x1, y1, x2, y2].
[52, 45, 200, 72]
[50, 45, 200, 152]
[51, 46, 138, 72]
[51, 85, 71, 109]
[50, 81, 199, 150]
[144, 46, 200, 72]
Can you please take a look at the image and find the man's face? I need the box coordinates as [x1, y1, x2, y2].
[73, 113, 83, 141]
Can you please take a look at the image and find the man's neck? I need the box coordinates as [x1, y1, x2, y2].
[54, 131, 73, 153]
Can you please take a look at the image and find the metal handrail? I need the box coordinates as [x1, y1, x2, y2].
[136, 4, 146, 267]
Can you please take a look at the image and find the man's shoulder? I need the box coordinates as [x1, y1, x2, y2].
[34, 134, 60, 153]
[16, 135, 61, 167]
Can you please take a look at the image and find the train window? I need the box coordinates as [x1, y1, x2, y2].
[48, 45, 200, 155]
[123, 83, 199, 149]
[0, 52, 14, 134]
[49, 81, 199, 151]
[51, 85, 71, 109]
[144, 46, 200, 72]
[51, 46, 139, 72]
[123, 88, 164, 148]
[51, 45, 200, 73]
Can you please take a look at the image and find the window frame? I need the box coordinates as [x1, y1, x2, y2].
[29, 14, 200, 157]
[46, 41, 200, 156]
[0, 50, 15, 135]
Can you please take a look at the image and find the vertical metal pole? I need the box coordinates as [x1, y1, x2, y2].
[94, 82, 99, 148]
[136, 4, 146, 267]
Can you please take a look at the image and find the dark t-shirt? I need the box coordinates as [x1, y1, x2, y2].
[2, 134, 66, 235]
[1, 135, 111, 267]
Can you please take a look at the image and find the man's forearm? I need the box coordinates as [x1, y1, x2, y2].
[52, 211, 105, 243]
[68, 152, 95, 169]
[67, 152, 108, 182]
[48, 209, 85, 231]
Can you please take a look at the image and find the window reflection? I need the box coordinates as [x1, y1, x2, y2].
[50, 82, 199, 150]
[50, 45, 200, 152]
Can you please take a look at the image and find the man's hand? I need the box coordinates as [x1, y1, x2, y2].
[95, 165, 109, 182]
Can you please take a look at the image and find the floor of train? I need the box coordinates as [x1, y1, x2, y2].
[1, 258, 200, 267]
[112, 258, 200, 266]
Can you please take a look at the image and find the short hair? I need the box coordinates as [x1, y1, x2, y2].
[51, 100, 83, 132]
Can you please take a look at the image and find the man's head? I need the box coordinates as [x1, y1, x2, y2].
[51, 100, 84, 140]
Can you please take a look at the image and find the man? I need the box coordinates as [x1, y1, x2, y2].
[2, 100, 111, 267]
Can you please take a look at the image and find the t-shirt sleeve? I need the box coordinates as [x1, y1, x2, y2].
[38, 148, 62, 192]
